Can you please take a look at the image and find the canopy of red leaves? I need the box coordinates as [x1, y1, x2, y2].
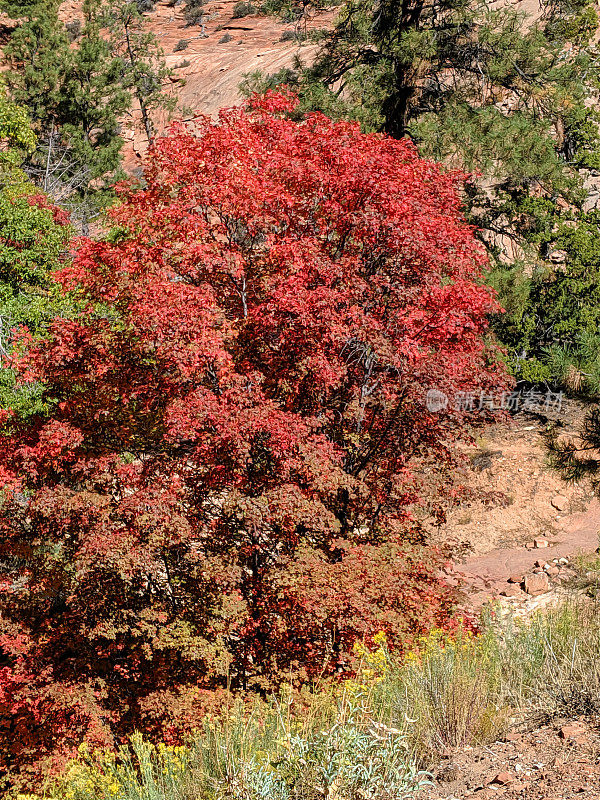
[0, 92, 506, 785]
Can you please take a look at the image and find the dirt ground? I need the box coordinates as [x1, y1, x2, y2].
[418, 718, 600, 800]
[430, 398, 594, 559]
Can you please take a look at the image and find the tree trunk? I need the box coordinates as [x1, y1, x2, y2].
[123, 16, 154, 144]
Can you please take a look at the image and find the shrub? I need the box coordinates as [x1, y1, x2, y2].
[173, 38, 189, 51]
[393, 601, 600, 753]
[184, 0, 204, 25]
[391, 629, 509, 755]
[232, 1, 255, 16]
[52, 692, 429, 800]
[219, 32, 232, 42]
[359, 603, 600, 756]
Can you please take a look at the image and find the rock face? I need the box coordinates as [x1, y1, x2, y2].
[522, 572, 550, 596]
[582, 169, 600, 212]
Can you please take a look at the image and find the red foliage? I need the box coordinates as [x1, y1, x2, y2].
[0, 93, 506, 783]
[25, 193, 71, 227]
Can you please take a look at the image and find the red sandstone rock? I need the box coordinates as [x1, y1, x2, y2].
[551, 494, 569, 511]
[523, 572, 550, 595]
[491, 771, 514, 785]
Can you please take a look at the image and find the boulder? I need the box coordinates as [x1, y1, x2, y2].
[500, 584, 523, 597]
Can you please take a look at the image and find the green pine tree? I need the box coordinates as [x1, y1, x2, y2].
[103, 0, 176, 144]
[3, 0, 127, 221]
[2, 0, 174, 221]
[56, 0, 131, 185]
[3, 0, 69, 126]
[275, 0, 597, 195]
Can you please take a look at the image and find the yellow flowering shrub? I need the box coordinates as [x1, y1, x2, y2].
[343, 631, 390, 696]
[50, 735, 189, 800]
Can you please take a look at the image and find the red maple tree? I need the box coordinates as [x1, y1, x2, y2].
[0, 92, 505, 782]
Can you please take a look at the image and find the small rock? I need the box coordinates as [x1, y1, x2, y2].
[559, 722, 587, 741]
[523, 572, 550, 596]
[558, 557, 569, 565]
[500, 584, 523, 597]
[508, 574, 523, 583]
[548, 250, 568, 264]
[492, 771, 514, 785]
[558, 722, 589, 747]
[551, 494, 569, 511]
[534, 537, 549, 548]
[545, 565, 560, 577]
[555, 567, 576, 583]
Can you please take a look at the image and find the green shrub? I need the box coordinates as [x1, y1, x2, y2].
[184, 0, 204, 25]
[232, 1, 255, 17]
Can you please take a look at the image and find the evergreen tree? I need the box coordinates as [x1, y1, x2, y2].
[284, 0, 598, 194]
[3, 0, 126, 218]
[3, 0, 69, 126]
[104, 0, 175, 144]
[55, 0, 131, 186]
[0, 0, 44, 15]
[490, 209, 600, 391]
[547, 404, 600, 489]
[2, 0, 173, 218]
